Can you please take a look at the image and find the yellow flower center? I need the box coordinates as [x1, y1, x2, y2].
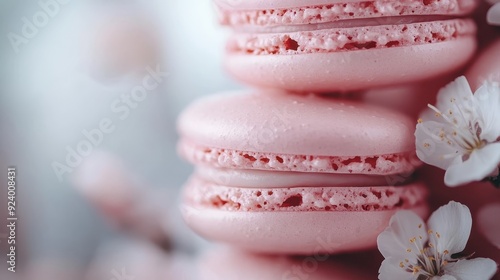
[426, 104, 485, 157]
[399, 227, 450, 279]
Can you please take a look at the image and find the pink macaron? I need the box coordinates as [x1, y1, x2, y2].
[466, 38, 500, 90]
[362, 73, 458, 119]
[198, 248, 377, 280]
[216, 0, 479, 92]
[178, 91, 428, 254]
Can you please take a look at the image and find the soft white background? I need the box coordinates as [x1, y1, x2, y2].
[0, 0, 242, 271]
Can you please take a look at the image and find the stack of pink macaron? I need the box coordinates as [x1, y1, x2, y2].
[178, 0, 480, 278]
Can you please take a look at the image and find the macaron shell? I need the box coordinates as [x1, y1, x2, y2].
[466, 38, 500, 90]
[220, 3, 477, 27]
[198, 248, 375, 280]
[214, 0, 478, 13]
[219, 0, 477, 92]
[362, 73, 458, 119]
[184, 176, 428, 212]
[181, 203, 429, 254]
[228, 19, 475, 54]
[225, 37, 476, 92]
[178, 91, 416, 156]
[179, 140, 419, 175]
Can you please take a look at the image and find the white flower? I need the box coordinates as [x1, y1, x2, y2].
[377, 201, 497, 280]
[487, 0, 500, 26]
[415, 76, 500, 187]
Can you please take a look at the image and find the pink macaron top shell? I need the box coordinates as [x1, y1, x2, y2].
[178, 91, 416, 157]
[214, 0, 477, 15]
[466, 38, 500, 90]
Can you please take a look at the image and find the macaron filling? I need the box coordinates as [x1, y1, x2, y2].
[227, 18, 476, 55]
[195, 167, 411, 188]
[178, 140, 421, 175]
[184, 176, 428, 212]
[216, 0, 477, 27]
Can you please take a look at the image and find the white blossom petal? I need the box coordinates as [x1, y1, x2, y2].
[435, 76, 475, 126]
[427, 201, 471, 255]
[416, 76, 500, 187]
[378, 258, 416, 280]
[436, 77, 474, 108]
[487, 3, 500, 26]
[378, 201, 496, 280]
[444, 143, 500, 186]
[444, 258, 498, 280]
[377, 210, 427, 261]
[415, 121, 463, 170]
[475, 83, 500, 143]
[434, 275, 457, 280]
[419, 105, 440, 122]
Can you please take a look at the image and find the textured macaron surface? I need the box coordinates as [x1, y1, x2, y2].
[213, 0, 478, 17]
[179, 141, 419, 174]
[227, 19, 475, 55]
[184, 175, 427, 212]
[218, 0, 478, 55]
[215, 0, 477, 25]
[218, 1, 478, 92]
[178, 91, 419, 174]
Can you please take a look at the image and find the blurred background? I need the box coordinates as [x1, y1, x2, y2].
[0, 1, 498, 280]
[0, 1, 243, 279]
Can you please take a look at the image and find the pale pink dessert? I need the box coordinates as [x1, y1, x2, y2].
[466, 38, 500, 90]
[178, 91, 420, 175]
[198, 248, 376, 280]
[215, 0, 479, 92]
[362, 74, 457, 118]
[178, 91, 428, 254]
[186, 169, 426, 212]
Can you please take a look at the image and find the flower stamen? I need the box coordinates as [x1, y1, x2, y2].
[378, 201, 497, 280]
[426, 101, 486, 156]
[398, 227, 453, 278]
